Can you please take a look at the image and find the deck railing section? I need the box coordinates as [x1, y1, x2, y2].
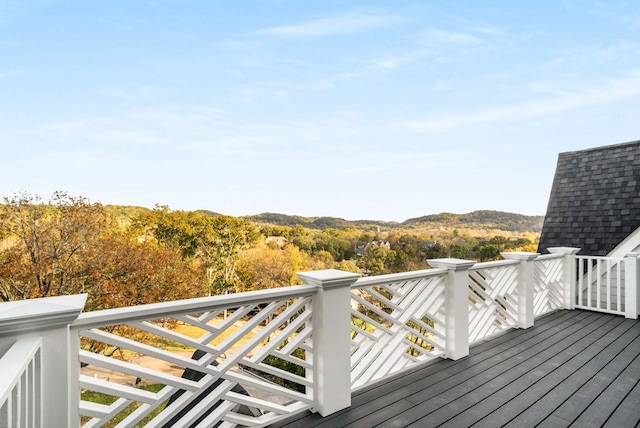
[71, 286, 318, 428]
[0, 336, 42, 428]
[4, 248, 639, 426]
[574, 252, 640, 318]
[576, 255, 625, 315]
[468, 260, 520, 343]
[533, 254, 565, 316]
[349, 269, 448, 389]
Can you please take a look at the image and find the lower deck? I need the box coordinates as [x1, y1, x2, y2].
[272, 310, 640, 428]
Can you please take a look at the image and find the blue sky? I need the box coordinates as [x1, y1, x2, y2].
[1, 1, 639, 221]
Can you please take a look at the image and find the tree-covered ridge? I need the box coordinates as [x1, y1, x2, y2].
[247, 210, 543, 233]
[402, 210, 544, 232]
[244, 213, 400, 230]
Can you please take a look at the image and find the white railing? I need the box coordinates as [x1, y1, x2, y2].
[0, 337, 42, 428]
[468, 259, 520, 343]
[349, 269, 448, 389]
[575, 253, 640, 317]
[533, 254, 565, 316]
[2, 247, 639, 427]
[71, 286, 317, 428]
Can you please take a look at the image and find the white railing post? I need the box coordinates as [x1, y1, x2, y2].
[624, 252, 640, 319]
[547, 247, 581, 310]
[0, 294, 87, 428]
[297, 269, 360, 417]
[427, 258, 475, 360]
[502, 252, 539, 328]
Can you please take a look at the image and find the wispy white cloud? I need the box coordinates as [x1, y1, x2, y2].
[0, 70, 22, 79]
[256, 11, 402, 37]
[422, 29, 483, 45]
[164, 30, 197, 41]
[466, 25, 507, 37]
[16, 104, 370, 164]
[338, 147, 477, 174]
[373, 49, 432, 70]
[395, 71, 640, 133]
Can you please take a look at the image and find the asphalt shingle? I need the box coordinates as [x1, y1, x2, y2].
[538, 140, 640, 256]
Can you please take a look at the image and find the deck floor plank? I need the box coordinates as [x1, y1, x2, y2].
[502, 318, 640, 428]
[548, 323, 640, 427]
[474, 316, 631, 428]
[367, 312, 607, 427]
[269, 310, 640, 428]
[272, 311, 583, 428]
[603, 367, 640, 428]
[438, 315, 628, 428]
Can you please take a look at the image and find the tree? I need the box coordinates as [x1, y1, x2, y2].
[237, 243, 310, 292]
[358, 245, 390, 276]
[423, 242, 449, 260]
[0, 192, 204, 310]
[310, 250, 334, 270]
[135, 207, 260, 295]
[0, 191, 106, 301]
[477, 244, 502, 262]
[81, 231, 204, 311]
[313, 229, 354, 261]
[335, 259, 361, 275]
[201, 215, 260, 294]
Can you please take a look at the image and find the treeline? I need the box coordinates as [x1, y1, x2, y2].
[0, 192, 538, 311]
[247, 210, 543, 233]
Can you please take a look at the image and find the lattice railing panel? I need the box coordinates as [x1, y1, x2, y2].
[468, 262, 519, 343]
[533, 255, 564, 316]
[74, 292, 314, 428]
[350, 271, 447, 388]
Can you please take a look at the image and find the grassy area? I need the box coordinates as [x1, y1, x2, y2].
[81, 384, 166, 427]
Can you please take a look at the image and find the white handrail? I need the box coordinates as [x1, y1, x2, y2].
[73, 284, 317, 329]
[353, 268, 447, 288]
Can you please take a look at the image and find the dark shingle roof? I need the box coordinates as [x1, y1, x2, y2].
[537, 140, 640, 256]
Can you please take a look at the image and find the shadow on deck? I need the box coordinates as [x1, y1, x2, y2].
[271, 310, 640, 428]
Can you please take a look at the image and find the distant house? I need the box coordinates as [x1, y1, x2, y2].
[537, 140, 640, 256]
[356, 240, 391, 257]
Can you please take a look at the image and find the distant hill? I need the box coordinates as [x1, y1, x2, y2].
[244, 213, 399, 230]
[92, 206, 543, 234]
[245, 210, 544, 233]
[402, 210, 543, 232]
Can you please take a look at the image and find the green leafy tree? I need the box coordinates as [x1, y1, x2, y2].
[423, 242, 449, 260]
[135, 207, 259, 295]
[359, 245, 390, 276]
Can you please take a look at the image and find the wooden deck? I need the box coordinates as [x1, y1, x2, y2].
[271, 310, 640, 428]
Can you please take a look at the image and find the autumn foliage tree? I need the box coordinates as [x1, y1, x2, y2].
[237, 242, 310, 292]
[0, 191, 106, 301]
[0, 192, 205, 310]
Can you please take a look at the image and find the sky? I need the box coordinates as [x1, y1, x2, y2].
[1, 1, 639, 222]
